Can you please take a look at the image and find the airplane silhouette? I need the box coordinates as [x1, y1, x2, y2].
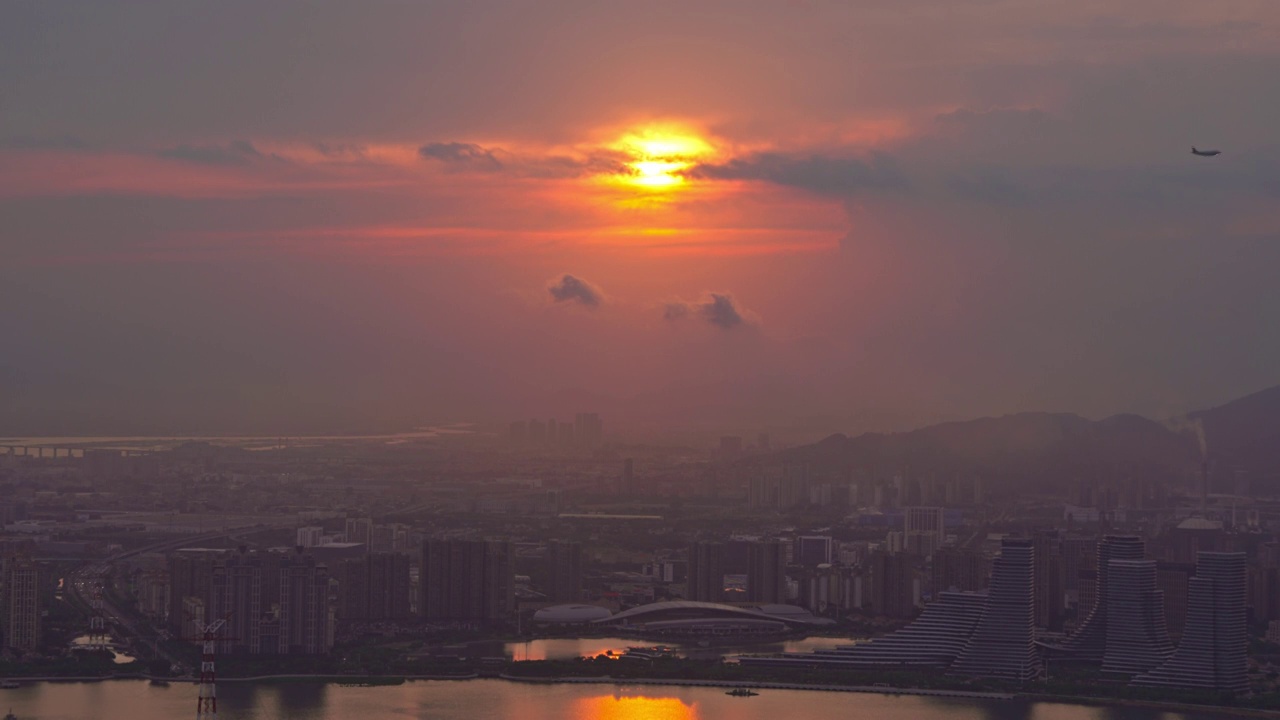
[1191, 147, 1221, 157]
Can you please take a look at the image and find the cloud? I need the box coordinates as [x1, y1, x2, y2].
[418, 141, 504, 172]
[691, 152, 909, 196]
[664, 292, 749, 329]
[157, 140, 264, 166]
[547, 274, 603, 309]
[419, 140, 630, 179]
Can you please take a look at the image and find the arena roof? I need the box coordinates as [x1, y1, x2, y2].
[532, 604, 614, 623]
[594, 600, 833, 627]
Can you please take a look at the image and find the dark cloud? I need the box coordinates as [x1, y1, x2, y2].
[419, 141, 629, 179]
[158, 140, 263, 166]
[691, 152, 909, 196]
[547, 274, 603, 309]
[419, 142, 503, 171]
[665, 293, 748, 329]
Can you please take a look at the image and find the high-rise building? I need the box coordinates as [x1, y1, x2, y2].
[622, 458, 635, 495]
[718, 436, 743, 455]
[747, 540, 787, 604]
[1100, 559, 1174, 677]
[1055, 535, 1145, 660]
[686, 541, 725, 602]
[932, 547, 988, 593]
[344, 517, 373, 547]
[338, 553, 412, 622]
[904, 507, 945, 538]
[1033, 531, 1065, 631]
[545, 541, 583, 603]
[167, 550, 220, 635]
[574, 413, 603, 448]
[950, 537, 1041, 682]
[1158, 561, 1194, 641]
[278, 552, 333, 655]
[209, 549, 278, 654]
[794, 536, 833, 566]
[527, 419, 546, 444]
[5, 556, 41, 650]
[1132, 552, 1249, 695]
[739, 591, 986, 671]
[866, 550, 917, 618]
[296, 526, 324, 548]
[420, 540, 513, 624]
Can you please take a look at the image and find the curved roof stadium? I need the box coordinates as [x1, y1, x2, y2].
[532, 604, 614, 624]
[594, 600, 832, 627]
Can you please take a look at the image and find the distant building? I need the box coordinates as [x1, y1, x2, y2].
[545, 541, 583, 604]
[1158, 561, 1194, 641]
[747, 540, 787, 604]
[1100, 559, 1174, 677]
[574, 413, 603, 448]
[866, 550, 917, 618]
[794, 536, 833, 566]
[950, 537, 1041, 682]
[904, 507, 945, 539]
[5, 556, 41, 650]
[932, 547, 988, 593]
[420, 539, 513, 624]
[278, 552, 333, 655]
[740, 591, 986, 671]
[167, 548, 334, 655]
[1055, 535, 1145, 660]
[1033, 531, 1065, 631]
[344, 517, 373, 547]
[527, 419, 546, 444]
[296, 526, 324, 548]
[687, 541, 726, 603]
[337, 552, 412, 621]
[1133, 552, 1248, 695]
[167, 550, 220, 635]
[718, 436, 743, 456]
[622, 458, 635, 495]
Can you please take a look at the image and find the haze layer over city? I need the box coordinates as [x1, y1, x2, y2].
[3, 2, 1280, 719]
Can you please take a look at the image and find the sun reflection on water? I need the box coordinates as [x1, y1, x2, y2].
[572, 695, 697, 720]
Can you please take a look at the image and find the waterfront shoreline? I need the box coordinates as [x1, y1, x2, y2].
[3, 673, 1276, 717]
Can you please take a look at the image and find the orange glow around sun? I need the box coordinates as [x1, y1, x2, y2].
[608, 127, 714, 190]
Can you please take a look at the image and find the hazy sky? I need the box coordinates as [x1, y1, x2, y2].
[3, 1, 1280, 438]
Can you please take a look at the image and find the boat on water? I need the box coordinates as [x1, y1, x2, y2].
[726, 688, 759, 697]
[5, 709, 18, 720]
[149, 679, 169, 687]
[0, 682, 19, 690]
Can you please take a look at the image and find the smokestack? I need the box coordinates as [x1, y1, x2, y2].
[1201, 460, 1210, 513]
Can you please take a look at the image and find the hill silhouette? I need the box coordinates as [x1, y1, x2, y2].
[1190, 385, 1280, 488]
[764, 387, 1280, 496]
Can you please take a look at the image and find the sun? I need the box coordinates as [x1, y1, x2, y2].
[608, 127, 714, 191]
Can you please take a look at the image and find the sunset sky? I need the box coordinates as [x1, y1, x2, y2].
[4, 1, 1280, 438]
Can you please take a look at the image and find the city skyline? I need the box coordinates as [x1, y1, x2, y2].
[6, 2, 1280, 716]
